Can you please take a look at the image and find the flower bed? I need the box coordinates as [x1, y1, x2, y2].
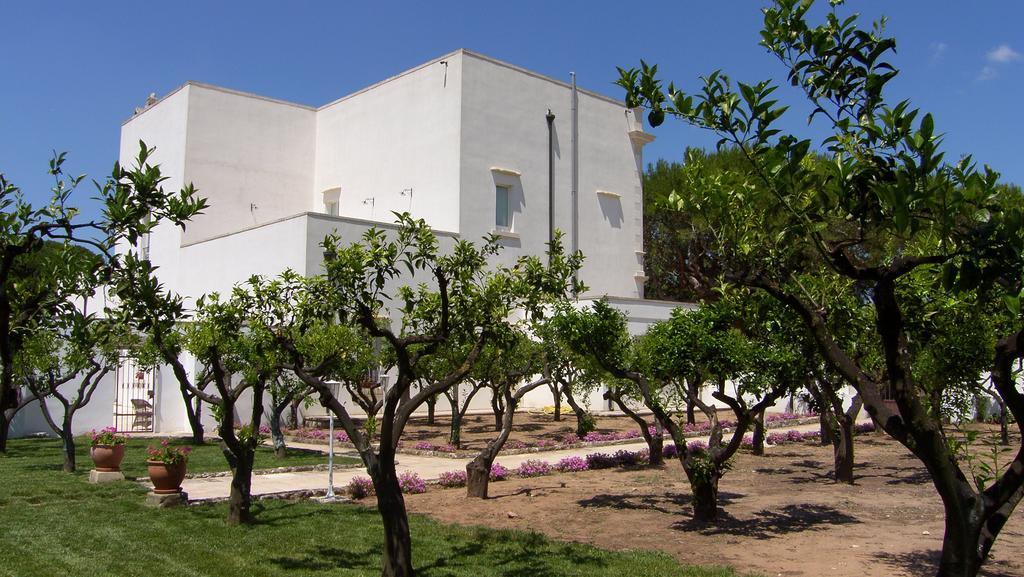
[284, 413, 822, 459]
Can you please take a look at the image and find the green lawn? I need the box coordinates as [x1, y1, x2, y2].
[60, 435, 354, 477]
[0, 437, 746, 577]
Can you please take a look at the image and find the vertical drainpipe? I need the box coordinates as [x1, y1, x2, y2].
[546, 109, 555, 265]
[570, 72, 579, 288]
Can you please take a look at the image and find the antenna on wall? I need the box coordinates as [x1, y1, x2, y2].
[439, 60, 448, 87]
[362, 197, 375, 217]
[400, 187, 413, 211]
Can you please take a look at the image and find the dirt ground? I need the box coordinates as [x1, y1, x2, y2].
[396, 411, 711, 451]
[399, 431, 1024, 577]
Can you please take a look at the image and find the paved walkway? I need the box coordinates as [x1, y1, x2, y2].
[173, 420, 859, 501]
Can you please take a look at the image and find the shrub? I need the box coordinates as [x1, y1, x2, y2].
[786, 430, 805, 442]
[258, 424, 271, 436]
[489, 463, 509, 481]
[555, 456, 589, 472]
[855, 421, 876, 434]
[515, 459, 552, 477]
[413, 441, 435, 451]
[578, 412, 598, 436]
[586, 452, 618, 470]
[348, 476, 374, 499]
[686, 440, 708, 453]
[662, 444, 679, 459]
[766, 431, 787, 445]
[334, 430, 349, 443]
[613, 449, 642, 466]
[438, 470, 467, 488]
[398, 471, 426, 494]
[741, 435, 754, 448]
[505, 440, 528, 450]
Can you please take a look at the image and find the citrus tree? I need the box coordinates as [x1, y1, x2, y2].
[617, 1, 1024, 573]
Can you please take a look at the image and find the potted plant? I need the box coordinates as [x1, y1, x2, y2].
[146, 440, 191, 494]
[89, 427, 128, 472]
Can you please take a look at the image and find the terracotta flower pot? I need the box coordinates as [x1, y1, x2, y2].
[147, 460, 187, 494]
[90, 444, 126, 472]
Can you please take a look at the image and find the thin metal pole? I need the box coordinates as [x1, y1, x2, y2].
[570, 72, 579, 288]
[326, 415, 335, 498]
[546, 109, 555, 264]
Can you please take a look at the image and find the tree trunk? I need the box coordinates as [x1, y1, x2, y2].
[607, 389, 662, 466]
[374, 466, 415, 577]
[688, 470, 720, 522]
[270, 409, 287, 459]
[0, 410, 10, 453]
[490, 393, 503, 432]
[426, 395, 436, 426]
[819, 411, 834, 445]
[288, 396, 301, 428]
[61, 424, 76, 473]
[751, 411, 766, 456]
[834, 416, 855, 484]
[936, 503, 984, 577]
[550, 383, 561, 421]
[997, 398, 1010, 446]
[647, 432, 664, 466]
[685, 377, 699, 425]
[224, 442, 256, 525]
[448, 395, 462, 449]
[182, 386, 205, 445]
[465, 454, 493, 499]
[562, 387, 590, 438]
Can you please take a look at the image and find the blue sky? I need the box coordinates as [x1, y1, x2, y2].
[1, 1, 1021, 223]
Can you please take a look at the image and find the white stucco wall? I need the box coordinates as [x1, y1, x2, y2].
[314, 53, 463, 232]
[458, 51, 647, 298]
[181, 84, 316, 245]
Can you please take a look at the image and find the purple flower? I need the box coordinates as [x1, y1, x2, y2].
[348, 476, 374, 499]
[555, 456, 589, 472]
[438, 470, 467, 487]
[489, 463, 509, 481]
[398, 471, 426, 494]
[515, 459, 552, 477]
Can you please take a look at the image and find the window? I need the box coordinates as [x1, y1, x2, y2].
[322, 187, 341, 216]
[495, 185, 511, 230]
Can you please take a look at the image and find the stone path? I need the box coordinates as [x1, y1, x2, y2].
[171, 420, 859, 501]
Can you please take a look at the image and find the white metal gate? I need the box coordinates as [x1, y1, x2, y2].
[112, 356, 156, 433]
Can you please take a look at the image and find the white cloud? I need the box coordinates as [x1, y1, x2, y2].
[987, 44, 1021, 63]
[977, 65, 998, 81]
[929, 41, 948, 65]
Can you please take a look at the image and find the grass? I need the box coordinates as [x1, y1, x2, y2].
[0, 437, 746, 577]
[65, 436, 357, 477]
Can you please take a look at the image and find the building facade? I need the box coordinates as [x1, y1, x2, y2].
[13, 49, 681, 437]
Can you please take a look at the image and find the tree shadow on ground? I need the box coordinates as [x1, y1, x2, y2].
[872, 539, 1023, 576]
[486, 484, 568, 500]
[417, 529, 611, 577]
[270, 545, 379, 572]
[671, 504, 859, 539]
[578, 491, 742, 515]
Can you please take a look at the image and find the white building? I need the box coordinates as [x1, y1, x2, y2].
[13, 49, 681, 437]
